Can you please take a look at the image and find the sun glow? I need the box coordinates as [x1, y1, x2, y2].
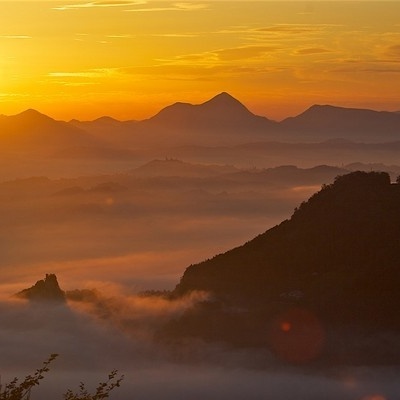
[0, 1, 399, 121]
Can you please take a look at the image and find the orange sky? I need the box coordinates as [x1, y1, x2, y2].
[1, 1, 400, 121]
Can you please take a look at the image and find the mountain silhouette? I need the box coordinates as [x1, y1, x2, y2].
[166, 172, 400, 363]
[0, 109, 98, 152]
[67, 93, 279, 147]
[148, 92, 274, 126]
[5, 94, 400, 154]
[71, 94, 400, 146]
[281, 104, 400, 142]
[69, 116, 138, 145]
[134, 92, 278, 146]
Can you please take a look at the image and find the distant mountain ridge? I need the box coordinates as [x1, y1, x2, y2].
[280, 104, 400, 142]
[3, 93, 400, 152]
[0, 108, 100, 152]
[62, 94, 400, 144]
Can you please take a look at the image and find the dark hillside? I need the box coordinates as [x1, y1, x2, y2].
[167, 172, 400, 363]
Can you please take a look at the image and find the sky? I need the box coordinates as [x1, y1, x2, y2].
[0, 1, 400, 121]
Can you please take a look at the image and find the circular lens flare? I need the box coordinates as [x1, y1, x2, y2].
[268, 307, 325, 364]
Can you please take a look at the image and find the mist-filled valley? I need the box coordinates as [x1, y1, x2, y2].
[2, 93, 400, 399]
[0, 160, 338, 292]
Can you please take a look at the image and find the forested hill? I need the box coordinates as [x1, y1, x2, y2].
[173, 171, 400, 331]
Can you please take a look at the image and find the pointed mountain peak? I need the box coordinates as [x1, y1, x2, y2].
[146, 91, 275, 134]
[212, 91, 237, 101]
[16, 108, 55, 122]
[203, 92, 245, 107]
[199, 92, 258, 118]
[18, 108, 47, 117]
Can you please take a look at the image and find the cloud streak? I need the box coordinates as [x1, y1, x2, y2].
[53, 1, 207, 12]
[53, 0, 146, 10]
[124, 3, 208, 13]
[48, 68, 118, 78]
[0, 35, 32, 39]
[215, 45, 279, 61]
[295, 47, 332, 55]
[256, 23, 341, 35]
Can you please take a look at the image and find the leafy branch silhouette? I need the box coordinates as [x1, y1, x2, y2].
[0, 355, 124, 400]
[64, 370, 124, 400]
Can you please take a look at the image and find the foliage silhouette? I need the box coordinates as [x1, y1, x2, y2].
[0, 354, 58, 400]
[0, 355, 123, 400]
[63, 370, 124, 400]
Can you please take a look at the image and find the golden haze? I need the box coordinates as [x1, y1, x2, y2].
[0, 1, 399, 121]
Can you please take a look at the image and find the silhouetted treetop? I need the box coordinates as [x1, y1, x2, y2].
[332, 170, 390, 186]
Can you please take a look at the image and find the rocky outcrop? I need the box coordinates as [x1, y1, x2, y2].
[16, 274, 66, 303]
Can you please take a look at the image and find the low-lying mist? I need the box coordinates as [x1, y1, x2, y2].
[2, 160, 400, 399]
[1, 293, 399, 400]
[0, 164, 328, 293]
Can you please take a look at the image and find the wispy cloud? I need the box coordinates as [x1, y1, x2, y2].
[106, 34, 134, 38]
[152, 45, 279, 67]
[215, 45, 279, 61]
[53, 0, 146, 11]
[117, 62, 289, 84]
[0, 35, 32, 39]
[55, 81, 99, 86]
[172, 2, 207, 11]
[331, 64, 400, 75]
[53, 1, 207, 12]
[48, 68, 118, 78]
[150, 33, 199, 38]
[295, 47, 332, 55]
[125, 2, 208, 12]
[256, 24, 341, 36]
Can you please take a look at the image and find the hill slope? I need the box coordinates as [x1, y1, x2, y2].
[0, 109, 98, 152]
[167, 172, 400, 363]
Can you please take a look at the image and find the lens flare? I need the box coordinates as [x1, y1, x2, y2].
[268, 307, 325, 364]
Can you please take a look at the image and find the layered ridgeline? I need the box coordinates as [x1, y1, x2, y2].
[168, 172, 400, 363]
[3, 93, 400, 155]
[71, 92, 400, 144]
